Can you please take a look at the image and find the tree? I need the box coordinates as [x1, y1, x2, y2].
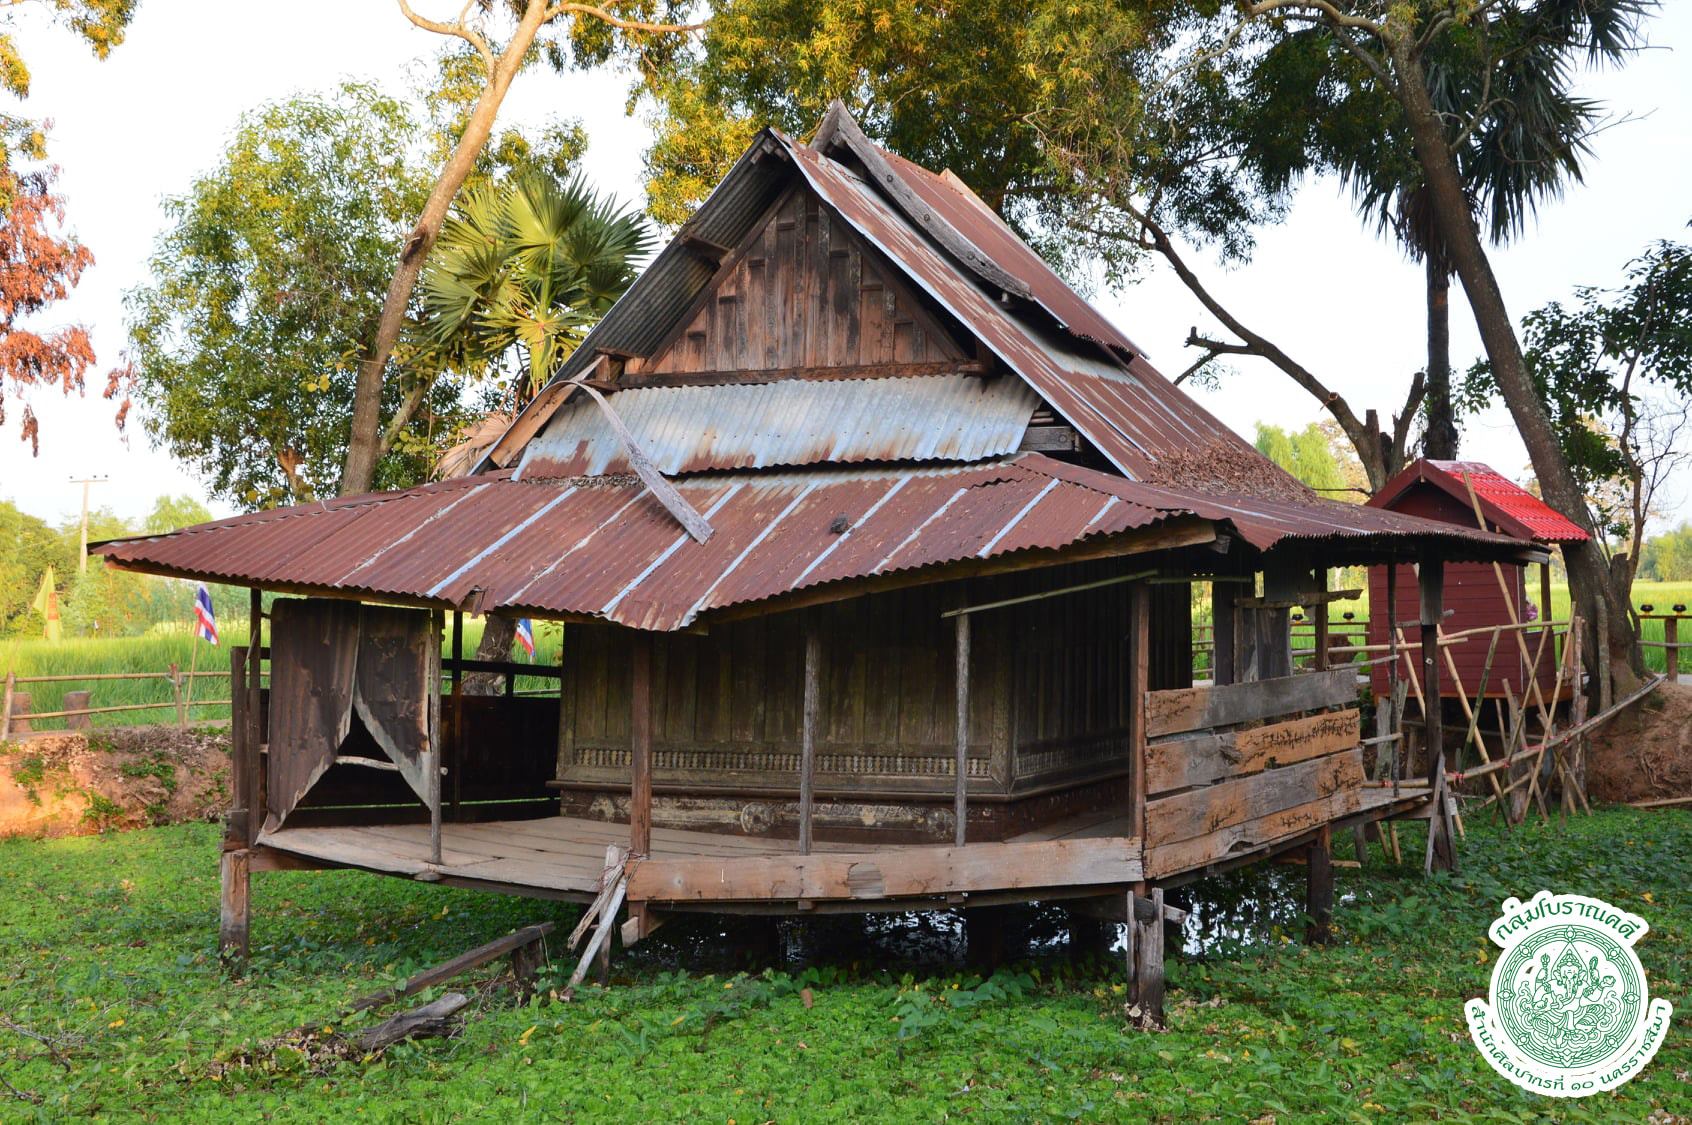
[119, 84, 464, 508]
[1254, 422, 1364, 496]
[0, 498, 71, 632]
[421, 172, 651, 409]
[1463, 231, 1692, 596]
[1639, 524, 1692, 583]
[340, 0, 703, 495]
[144, 494, 213, 535]
[0, 166, 94, 453]
[1234, 0, 1654, 698]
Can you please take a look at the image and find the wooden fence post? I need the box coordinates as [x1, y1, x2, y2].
[170, 662, 185, 728]
[1127, 888, 1165, 1021]
[1667, 616, 1681, 685]
[0, 671, 12, 741]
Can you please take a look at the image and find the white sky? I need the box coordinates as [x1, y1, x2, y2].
[2, 1, 1689, 533]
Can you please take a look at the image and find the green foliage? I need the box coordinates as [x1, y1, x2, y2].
[0, 500, 72, 632]
[1253, 422, 1358, 495]
[0, 0, 135, 182]
[119, 83, 460, 508]
[143, 494, 213, 536]
[0, 812, 1686, 1118]
[421, 173, 652, 400]
[1639, 524, 1692, 583]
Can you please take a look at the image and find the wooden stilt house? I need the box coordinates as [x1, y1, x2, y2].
[94, 105, 1529, 1010]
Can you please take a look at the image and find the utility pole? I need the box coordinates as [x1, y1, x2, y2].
[70, 475, 108, 573]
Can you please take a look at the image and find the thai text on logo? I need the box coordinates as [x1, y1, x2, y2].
[1466, 890, 1672, 1097]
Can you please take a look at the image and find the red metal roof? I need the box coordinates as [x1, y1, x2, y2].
[1368, 459, 1589, 544]
[96, 455, 1523, 632]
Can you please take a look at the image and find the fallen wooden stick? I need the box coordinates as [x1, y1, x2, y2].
[347, 923, 553, 1014]
[1629, 794, 1692, 809]
[357, 992, 468, 1051]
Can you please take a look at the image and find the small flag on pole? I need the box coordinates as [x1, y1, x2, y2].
[515, 618, 535, 661]
[194, 584, 219, 645]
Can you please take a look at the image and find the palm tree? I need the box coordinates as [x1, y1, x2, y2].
[1333, 2, 1635, 460]
[421, 172, 652, 416]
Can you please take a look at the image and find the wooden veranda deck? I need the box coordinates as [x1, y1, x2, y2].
[256, 782, 1429, 914]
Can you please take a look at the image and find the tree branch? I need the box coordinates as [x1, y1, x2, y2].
[398, 0, 494, 71]
[541, 2, 706, 32]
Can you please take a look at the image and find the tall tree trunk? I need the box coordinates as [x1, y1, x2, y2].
[1383, 31, 1641, 694]
[1422, 259, 1457, 460]
[339, 0, 551, 496]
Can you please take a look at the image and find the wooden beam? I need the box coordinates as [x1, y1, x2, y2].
[627, 837, 1143, 903]
[1419, 551, 1444, 788]
[800, 622, 820, 855]
[954, 612, 971, 847]
[942, 568, 1156, 619]
[1017, 425, 1080, 453]
[618, 360, 986, 390]
[1145, 709, 1360, 795]
[246, 591, 263, 845]
[1146, 748, 1364, 847]
[630, 632, 653, 858]
[1211, 580, 1237, 686]
[1127, 887, 1165, 1021]
[1145, 667, 1358, 738]
[348, 923, 554, 1013]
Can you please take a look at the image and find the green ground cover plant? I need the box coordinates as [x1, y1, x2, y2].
[0, 810, 1685, 1121]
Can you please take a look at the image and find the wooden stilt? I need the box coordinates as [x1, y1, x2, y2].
[1128, 887, 1165, 1022]
[219, 849, 250, 965]
[1306, 826, 1333, 944]
[628, 634, 654, 942]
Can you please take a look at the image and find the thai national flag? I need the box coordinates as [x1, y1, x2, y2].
[514, 618, 535, 661]
[194, 584, 219, 645]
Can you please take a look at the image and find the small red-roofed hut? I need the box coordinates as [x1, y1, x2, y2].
[1366, 459, 1589, 700]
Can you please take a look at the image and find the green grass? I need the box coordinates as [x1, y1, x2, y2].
[0, 810, 1686, 1120]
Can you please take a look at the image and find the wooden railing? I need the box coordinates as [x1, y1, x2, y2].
[0, 666, 237, 738]
[1636, 603, 1689, 684]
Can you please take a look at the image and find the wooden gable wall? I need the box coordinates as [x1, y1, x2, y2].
[640, 187, 968, 377]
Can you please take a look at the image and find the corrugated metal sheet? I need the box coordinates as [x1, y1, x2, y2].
[516, 374, 1037, 478]
[1368, 459, 1590, 544]
[96, 454, 1524, 633]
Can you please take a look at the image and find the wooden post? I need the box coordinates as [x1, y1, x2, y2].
[450, 612, 463, 817]
[1312, 569, 1331, 671]
[629, 632, 653, 858]
[1305, 826, 1333, 944]
[1667, 616, 1681, 686]
[170, 661, 185, 728]
[1540, 561, 1554, 636]
[247, 589, 263, 833]
[1418, 552, 1444, 787]
[1419, 552, 1455, 871]
[1127, 582, 1150, 841]
[1211, 581, 1236, 685]
[1385, 559, 1400, 778]
[219, 848, 250, 965]
[229, 645, 250, 846]
[953, 612, 970, 847]
[63, 690, 92, 731]
[800, 621, 820, 854]
[0, 671, 12, 741]
[428, 609, 443, 867]
[1128, 888, 1165, 1021]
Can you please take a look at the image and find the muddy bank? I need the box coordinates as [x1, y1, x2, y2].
[1588, 681, 1692, 805]
[0, 727, 230, 838]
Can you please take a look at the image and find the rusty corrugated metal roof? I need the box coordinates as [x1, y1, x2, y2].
[1368, 459, 1590, 544]
[96, 455, 1523, 632]
[517, 373, 1037, 478]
